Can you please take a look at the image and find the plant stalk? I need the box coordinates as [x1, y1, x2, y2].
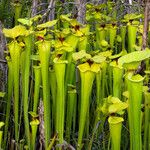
[37, 40, 51, 149]
[3, 57, 13, 149]
[9, 40, 22, 144]
[54, 58, 67, 144]
[77, 68, 95, 149]
[127, 72, 144, 150]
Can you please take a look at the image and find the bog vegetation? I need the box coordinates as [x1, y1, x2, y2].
[0, 0, 150, 150]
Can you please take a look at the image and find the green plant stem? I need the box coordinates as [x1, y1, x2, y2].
[49, 68, 57, 131]
[65, 34, 79, 100]
[78, 26, 89, 51]
[112, 66, 123, 98]
[66, 34, 79, 50]
[14, 2, 22, 25]
[96, 69, 102, 105]
[65, 34, 79, 91]
[37, 40, 51, 149]
[109, 27, 117, 50]
[88, 106, 101, 150]
[9, 40, 22, 144]
[47, 134, 57, 150]
[101, 62, 107, 100]
[78, 36, 88, 51]
[77, 70, 95, 150]
[54, 59, 67, 144]
[19, 50, 26, 145]
[120, 26, 126, 50]
[19, 139, 25, 150]
[73, 91, 77, 135]
[138, 35, 142, 46]
[0, 131, 3, 149]
[33, 65, 41, 113]
[30, 121, 39, 150]
[95, 68, 107, 137]
[127, 72, 144, 150]
[127, 25, 137, 52]
[23, 35, 33, 149]
[66, 88, 77, 143]
[109, 121, 122, 150]
[96, 26, 106, 49]
[3, 57, 13, 149]
[144, 90, 150, 150]
[65, 52, 76, 85]
[108, 65, 113, 95]
[149, 123, 150, 150]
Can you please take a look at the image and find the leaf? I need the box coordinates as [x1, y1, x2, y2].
[55, 40, 73, 52]
[101, 103, 109, 114]
[61, 28, 71, 35]
[3, 25, 27, 38]
[122, 91, 129, 99]
[110, 61, 122, 69]
[98, 50, 113, 57]
[19, 42, 25, 47]
[86, 14, 94, 21]
[37, 20, 57, 29]
[91, 63, 101, 73]
[67, 84, 76, 93]
[53, 57, 68, 64]
[47, 134, 58, 150]
[116, 35, 122, 42]
[108, 116, 124, 124]
[33, 65, 41, 69]
[77, 63, 91, 72]
[18, 18, 33, 26]
[91, 55, 106, 63]
[118, 49, 150, 69]
[108, 102, 128, 114]
[68, 89, 77, 94]
[30, 119, 40, 126]
[80, 25, 90, 35]
[94, 12, 102, 20]
[132, 20, 140, 25]
[145, 70, 150, 74]
[101, 14, 112, 22]
[109, 96, 121, 104]
[35, 29, 47, 37]
[97, 26, 107, 32]
[30, 15, 42, 22]
[109, 49, 127, 60]
[60, 14, 71, 22]
[12, 2, 22, 7]
[0, 122, 5, 128]
[0, 92, 5, 97]
[28, 111, 39, 118]
[124, 13, 142, 21]
[72, 50, 91, 61]
[54, 29, 70, 37]
[86, 3, 93, 9]
[100, 40, 108, 47]
[117, 110, 125, 115]
[78, 62, 100, 73]
[127, 72, 144, 83]
[73, 30, 84, 37]
[70, 19, 81, 27]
